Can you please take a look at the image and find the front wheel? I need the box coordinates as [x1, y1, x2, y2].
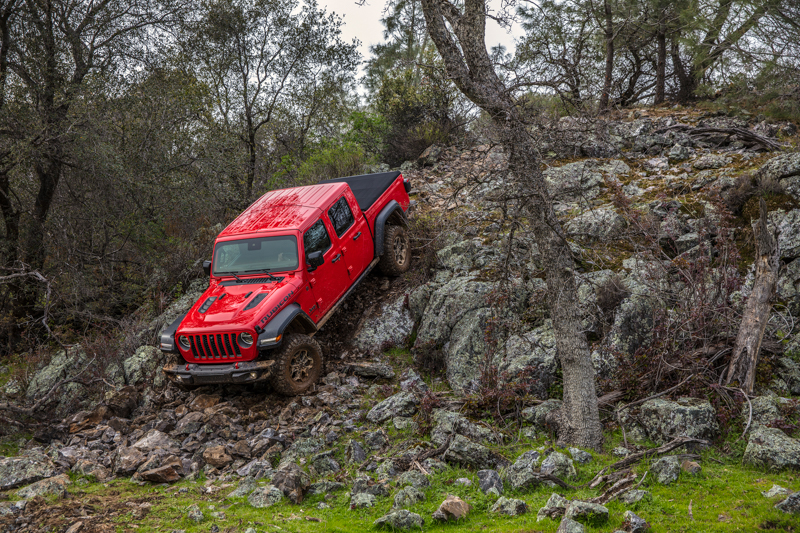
[378, 224, 411, 276]
[269, 333, 323, 396]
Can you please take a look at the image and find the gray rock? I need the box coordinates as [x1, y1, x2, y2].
[556, 517, 586, 533]
[756, 152, 800, 182]
[443, 435, 507, 470]
[351, 492, 377, 509]
[537, 492, 570, 521]
[376, 459, 397, 479]
[541, 452, 577, 480]
[396, 471, 429, 488]
[364, 430, 388, 451]
[645, 157, 669, 172]
[762, 484, 791, 498]
[776, 492, 800, 514]
[187, 503, 204, 522]
[16, 473, 70, 499]
[490, 496, 528, 516]
[769, 209, 800, 260]
[272, 463, 310, 504]
[606, 291, 655, 357]
[374, 509, 424, 529]
[477, 469, 503, 494]
[693, 154, 731, 170]
[622, 510, 651, 532]
[367, 392, 418, 424]
[400, 369, 429, 393]
[310, 451, 340, 477]
[393, 416, 418, 432]
[0, 452, 58, 490]
[564, 500, 608, 525]
[347, 362, 396, 379]
[414, 277, 496, 348]
[568, 448, 593, 464]
[619, 489, 651, 504]
[308, 481, 345, 495]
[668, 144, 692, 162]
[353, 296, 414, 353]
[132, 429, 179, 454]
[505, 450, 542, 490]
[521, 400, 562, 430]
[430, 409, 496, 447]
[351, 477, 390, 497]
[498, 323, 558, 398]
[543, 161, 605, 202]
[346, 440, 367, 463]
[228, 479, 257, 498]
[25, 347, 89, 417]
[639, 397, 718, 443]
[775, 357, 800, 395]
[247, 485, 283, 508]
[394, 485, 425, 508]
[777, 258, 800, 315]
[743, 426, 800, 471]
[746, 396, 791, 428]
[123, 345, 167, 388]
[651, 456, 681, 485]
[566, 207, 626, 241]
[443, 307, 497, 392]
[113, 447, 146, 476]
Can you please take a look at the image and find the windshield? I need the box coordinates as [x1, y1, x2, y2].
[213, 236, 299, 275]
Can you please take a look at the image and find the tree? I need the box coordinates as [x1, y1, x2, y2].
[185, 0, 359, 202]
[419, 0, 603, 449]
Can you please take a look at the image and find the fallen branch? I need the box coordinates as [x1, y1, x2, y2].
[617, 374, 695, 414]
[588, 470, 637, 504]
[653, 124, 782, 150]
[0, 357, 97, 417]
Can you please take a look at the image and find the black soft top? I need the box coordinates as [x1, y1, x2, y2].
[319, 171, 401, 211]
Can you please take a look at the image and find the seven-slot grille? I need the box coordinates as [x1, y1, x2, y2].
[188, 333, 244, 359]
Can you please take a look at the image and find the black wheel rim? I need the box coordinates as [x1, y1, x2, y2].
[393, 235, 408, 266]
[289, 349, 315, 383]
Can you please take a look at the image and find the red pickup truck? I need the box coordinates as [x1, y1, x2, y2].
[159, 171, 411, 395]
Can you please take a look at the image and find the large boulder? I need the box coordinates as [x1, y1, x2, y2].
[756, 152, 800, 182]
[768, 210, 800, 260]
[248, 485, 283, 508]
[566, 207, 626, 241]
[775, 357, 800, 395]
[353, 296, 415, 353]
[564, 500, 609, 526]
[0, 452, 58, 490]
[367, 392, 418, 424]
[443, 435, 508, 470]
[25, 346, 89, 417]
[743, 426, 800, 471]
[497, 322, 558, 398]
[638, 397, 719, 443]
[430, 409, 496, 447]
[132, 429, 179, 454]
[777, 258, 800, 315]
[505, 450, 542, 491]
[543, 161, 605, 202]
[16, 473, 70, 499]
[123, 345, 167, 387]
[374, 509, 424, 530]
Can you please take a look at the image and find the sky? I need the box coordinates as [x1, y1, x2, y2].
[320, 0, 523, 73]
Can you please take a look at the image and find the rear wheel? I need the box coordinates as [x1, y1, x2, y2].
[269, 333, 323, 396]
[378, 224, 411, 276]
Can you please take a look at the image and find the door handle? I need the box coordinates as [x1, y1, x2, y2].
[332, 253, 342, 263]
[353, 231, 362, 240]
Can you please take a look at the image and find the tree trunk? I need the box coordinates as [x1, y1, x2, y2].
[725, 199, 779, 394]
[419, 0, 602, 450]
[654, 21, 666, 104]
[599, 0, 614, 111]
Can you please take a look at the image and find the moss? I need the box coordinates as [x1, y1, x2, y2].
[742, 193, 799, 223]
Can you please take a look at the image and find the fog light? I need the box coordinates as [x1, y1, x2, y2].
[178, 335, 190, 350]
[249, 372, 257, 379]
[239, 331, 254, 348]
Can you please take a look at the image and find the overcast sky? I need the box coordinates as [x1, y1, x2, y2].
[321, 0, 522, 72]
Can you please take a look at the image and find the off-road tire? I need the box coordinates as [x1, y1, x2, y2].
[270, 333, 323, 396]
[378, 224, 411, 276]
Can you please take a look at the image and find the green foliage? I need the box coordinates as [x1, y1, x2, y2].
[294, 141, 372, 184]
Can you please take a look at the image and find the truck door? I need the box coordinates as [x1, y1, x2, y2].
[303, 218, 349, 320]
[327, 193, 371, 279]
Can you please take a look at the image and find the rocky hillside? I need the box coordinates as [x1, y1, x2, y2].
[2, 108, 800, 532]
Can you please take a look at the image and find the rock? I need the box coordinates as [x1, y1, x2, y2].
[140, 464, 181, 483]
[72, 460, 112, 482]
[431, 409, 496, 446]
[556, 517, 586, 533]
[247, 485, 283, 508]
[506, 450, 542, 490]
[187, 503, 203, 522]
[639, 397, 718, 443]
[543, 161, 605, 202]
[25, 347, 89, 417]
[400, 369, 428, 393]
[228, 479, 257, 498]
[681, 460, 701, 475]
[777, 259, 800, 315]
[763, 485, 791, 498]
[622, 510, 651, 532]
[568, 448, 592, 464]
[16, 473, 70, 499]
[743, 426, 800, 470]
[123, 345, 167, 387]
[365, 430, 388, 450]
[346, 440, 367, 463]
[272, 463, 310, 504]
[113, 447, 146, 476]
[132, 429, 179, 454]
[443, 434, 507, 470]
[566, 207, 626, 241]
[477, 469, 503, 494]
[454, 477, 471, 486]
[668, 144, 692, 162]
[521, 400, 562, 430]
[105, 386, 139, 418]
[394, 485, 425, 508]
[367, 391, 418, 423]
[606, 289, 655, 357]
[775, 492, 800, 514]
[347, 361, 396, 379]
[374, 509, 424, 530]
[0, 452, 58, 490]
[746, 396, 791, 428]
[353, 296, 414, 353]
[651, 456, 681, 485]
[352, 477, 391, 497]
[175, 411, 207, 434]
[537, 493, 570, 521]
[432, 494, 470, 521]
[310, 451, 340, 477]
[693, 154, 731, 170]
[308, 481, 345, 495]
[619, 489, 650, 504]
[756, 152, 800, 182]
[564, 500, 609, 525]
[498, 323, 558, 398]
[189, 394, 220, 411]
[418, 144, 444, 167]
[541, 452, 577, 480]
[351, 493, 377, 509]
[775, 357, 800, 395]
[203, 445, 233, 469]
[442, 307, 497, 392]
[490, 496, 528, 516]
[769, 209, 800, 260]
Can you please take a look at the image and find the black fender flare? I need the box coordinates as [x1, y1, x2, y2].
[257, 303, 316, 349]
[374, 200, 408, 258]
[159, 312, 187, 353]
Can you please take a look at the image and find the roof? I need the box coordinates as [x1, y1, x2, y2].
[218, 183, 349, 237]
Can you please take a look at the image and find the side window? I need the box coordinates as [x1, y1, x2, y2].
[328, 197, 354, 238]
[303, 219, 332, 256]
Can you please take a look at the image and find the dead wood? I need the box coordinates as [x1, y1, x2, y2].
[654, 124, 782, 150]
[588, 469, 637, 504]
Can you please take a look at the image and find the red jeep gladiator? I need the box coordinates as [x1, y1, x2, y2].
[159, 171, 411, 395]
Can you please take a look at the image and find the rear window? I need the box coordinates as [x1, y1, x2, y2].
[213, 236, 298, 275]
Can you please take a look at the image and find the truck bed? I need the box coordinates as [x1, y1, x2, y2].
[319, 171, 401, 212]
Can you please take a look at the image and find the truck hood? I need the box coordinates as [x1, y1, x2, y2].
[178, 276, 300, 333]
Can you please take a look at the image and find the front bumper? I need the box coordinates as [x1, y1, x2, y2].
[162, 360, 275, 386]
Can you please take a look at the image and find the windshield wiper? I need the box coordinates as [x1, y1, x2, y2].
[241, 269, 280, 281]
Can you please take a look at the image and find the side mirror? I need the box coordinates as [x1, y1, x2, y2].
[203, 260, 212, 277]
[307, 251, 324, 271]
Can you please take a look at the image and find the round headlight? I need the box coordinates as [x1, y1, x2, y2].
[178, 335, 190, 350]
[239, 332, 254, 347]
